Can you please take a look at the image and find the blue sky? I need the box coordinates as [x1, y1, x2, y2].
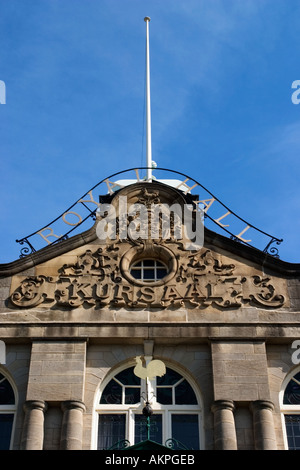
[0, 0, 300, 263]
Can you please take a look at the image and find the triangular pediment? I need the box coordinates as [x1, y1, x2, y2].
[124, 439, 168, 450]
[1, 181, 298, 315]
[3, 187, 290, 313]
[1, 180, 299, 277]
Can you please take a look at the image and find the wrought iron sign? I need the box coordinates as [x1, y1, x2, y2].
[16, 167, 283, 259]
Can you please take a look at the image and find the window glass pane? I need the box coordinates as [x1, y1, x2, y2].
[285, 415, 300, 450]
[143, 260, 155, 267]
[156, 268, 167, 279]
[157, 368, 182, 386]
[284, 373, 300, 404]
[131, 270, 141, 279]
[0, 414, 14, 450]
[175, 380, 197, 405]
[100, 379, 122, 404]
[157, 387, 173, 405]
[98, 414, 126, 450]
[115, 367, 141, 386]
[171, 414, 200, 450]
[135, 414, 162, 444]
[0, 375, 15, 405]
[125, 387, 141, 405]
[143, 269, 155, 280]
[130, 260, 168, 281]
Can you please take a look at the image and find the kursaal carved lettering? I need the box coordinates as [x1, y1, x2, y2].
[10, 247, 285, 310]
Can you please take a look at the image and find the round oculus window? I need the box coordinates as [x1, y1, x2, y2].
[120, 245, 177, 286]
[130, 259, 168, 282]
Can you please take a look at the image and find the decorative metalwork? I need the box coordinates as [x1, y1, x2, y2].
[18, 238, 36, 258]
[108, 437, 191, 450]
[15, 167, 283, 259]
[283, 372, 300, 405]
[285, 415, 300, 424]
[165, 438, 190, 450]
[263, 237, 282, 258]
[107, 439, 131, 450]
[142, 402, 153, 441]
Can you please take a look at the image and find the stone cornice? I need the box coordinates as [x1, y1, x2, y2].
[0, 322, 300, 342]
[0, 224, 98, 277]
[204, 228, 300, 277]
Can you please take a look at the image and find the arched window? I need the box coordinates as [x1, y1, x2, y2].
[95, 364, 202, 450]
[281, 369, 300, 450]
[0, 372, 16, 450]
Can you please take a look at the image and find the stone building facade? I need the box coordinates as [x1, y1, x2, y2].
[0, 179, 300, 450]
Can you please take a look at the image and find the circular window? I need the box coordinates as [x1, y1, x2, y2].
[120, 245, 177, 286]
[130, 259, 168, 282]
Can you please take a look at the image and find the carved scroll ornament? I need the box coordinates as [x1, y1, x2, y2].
[10, 275, 56, 308]
[10, 245, 285, 310]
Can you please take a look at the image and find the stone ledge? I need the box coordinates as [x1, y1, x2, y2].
[0, 322, 300, 341]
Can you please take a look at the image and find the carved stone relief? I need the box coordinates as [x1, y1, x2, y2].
[9, 186, 286, 311]
[10, 245, 285, 310]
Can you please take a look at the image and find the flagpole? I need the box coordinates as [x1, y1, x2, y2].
[144, 17, 152, 181]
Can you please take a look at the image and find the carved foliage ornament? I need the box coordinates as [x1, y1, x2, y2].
[10, 245, 285, 310]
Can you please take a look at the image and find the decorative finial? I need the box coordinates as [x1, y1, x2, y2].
[142, 401, 153, 417]
[144, 16, 151, 22]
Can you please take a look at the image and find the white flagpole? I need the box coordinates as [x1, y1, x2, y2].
[144, 17, 152, 182]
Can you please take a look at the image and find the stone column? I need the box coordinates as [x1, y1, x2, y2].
[60, 400, 86, 450]
[250, 400, 277, 450]
[211, 400, 237, 450]
[21, 400, 48, 450]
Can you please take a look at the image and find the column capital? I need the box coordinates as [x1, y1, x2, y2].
[211, 399, 235, 414]
[250, 400, 275, 413]
[23, 400, 48, 413]
[61, 400, 86, 413]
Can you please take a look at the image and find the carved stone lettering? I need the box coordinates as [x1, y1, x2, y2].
[10, 245, 285, 311]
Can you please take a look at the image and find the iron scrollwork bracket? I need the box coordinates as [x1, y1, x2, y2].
[263, 237, 283, 259]
[16, 238, 37, 259]
[165, 438, 190, 450]
[107, 439, 131, 450]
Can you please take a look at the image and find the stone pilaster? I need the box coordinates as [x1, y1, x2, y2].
[250, 400, 277, 450]
[211, 341, 271, 402]
[21, 400, 48, 450]
[60, 400, 86, 450]
[26, 340, 87, 403]
[211, 400, 237, 450]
